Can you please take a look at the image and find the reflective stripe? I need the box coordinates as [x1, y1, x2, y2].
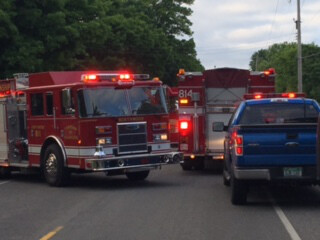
[150, 143, 171, 151]
[28, 146, 41, 154]
[179, 107, 204, 115]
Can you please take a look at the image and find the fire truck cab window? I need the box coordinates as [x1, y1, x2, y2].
[31, 93, 44, 116]
[77, 88, 129, 117]
[46, 93, 53, 116]
[128, 87, 167, 115]
[61, 88, 75, 115]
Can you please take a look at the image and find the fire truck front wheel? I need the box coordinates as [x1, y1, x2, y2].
[43, 144, 70, 187]
[125, 170, 149, 181]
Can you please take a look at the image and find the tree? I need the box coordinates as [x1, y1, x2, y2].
[0, 0, 203, 85]
[249, 42, 320, 101]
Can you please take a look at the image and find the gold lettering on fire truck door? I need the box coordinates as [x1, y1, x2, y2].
[118, 117, 145, 122]
[31, 125, 44, 137]
[64, 125, 78, 140]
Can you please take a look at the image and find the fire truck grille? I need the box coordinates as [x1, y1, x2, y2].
[117, 122, 148, 154]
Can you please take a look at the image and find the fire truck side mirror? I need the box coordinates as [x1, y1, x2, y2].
[62, 88, 75, 114]
[212, 122, 225, 132]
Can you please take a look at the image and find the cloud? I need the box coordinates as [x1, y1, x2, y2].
[190, 0, 320, 69]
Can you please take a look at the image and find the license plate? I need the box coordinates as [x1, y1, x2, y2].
[283, 167, 302, 177]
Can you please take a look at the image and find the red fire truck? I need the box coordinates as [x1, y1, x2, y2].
[164, 86, 179, 151]
[176, 67, 276, 170]
[0, 71, 181, 186]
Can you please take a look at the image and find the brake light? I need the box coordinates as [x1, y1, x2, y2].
[232, 131, 243, 156]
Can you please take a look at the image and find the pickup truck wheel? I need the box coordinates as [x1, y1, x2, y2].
[0, 167, 11, 179]
[223, 161, 231, 186]
[126, 170, 149, 181]
[43, 144, 70, 187]
[231, 176, 248, 205]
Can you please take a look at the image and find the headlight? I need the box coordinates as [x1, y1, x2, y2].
[96, 137, 112, 145]
[153, 134, 168, 142]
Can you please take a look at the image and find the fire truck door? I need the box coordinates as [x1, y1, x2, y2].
[206, 113, 231, 152]
[0, 101, 8, 163]
[6, 99, 27, 162]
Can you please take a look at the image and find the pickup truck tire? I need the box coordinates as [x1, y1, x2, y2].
[126, 170, 149, 181]
[231, 175, 248, 205]
[223, 163, 231, 186]
[43, 144, 70, 187]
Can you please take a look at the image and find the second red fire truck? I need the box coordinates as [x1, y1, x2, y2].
[176, 67, 276, 170]
[0, 71, 181, 186]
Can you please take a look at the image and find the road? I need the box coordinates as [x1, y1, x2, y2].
[1, 165, 320, 240]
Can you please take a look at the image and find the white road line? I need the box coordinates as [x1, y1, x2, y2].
[270, 196, 302, 240]
[0, 181, 10, 185]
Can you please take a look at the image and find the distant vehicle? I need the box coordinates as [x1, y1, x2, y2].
[0, 71, 181, 186]
[222, 94, 320, 205]
[175, 68, 276, 170]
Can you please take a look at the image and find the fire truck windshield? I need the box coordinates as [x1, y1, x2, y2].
[77, 86, 167, 117]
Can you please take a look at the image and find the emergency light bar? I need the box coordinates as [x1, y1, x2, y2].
[250, 68, 276, 77]
[243, 92, 305, 100]
[81, 73, 150, 83]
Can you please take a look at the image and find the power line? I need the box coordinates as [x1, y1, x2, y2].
[268, 0, 280, 43]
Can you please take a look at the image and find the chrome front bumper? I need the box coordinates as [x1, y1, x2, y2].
[85, 152, 183, 171]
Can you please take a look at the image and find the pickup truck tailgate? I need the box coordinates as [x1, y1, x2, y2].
[237, 124, 317, 166]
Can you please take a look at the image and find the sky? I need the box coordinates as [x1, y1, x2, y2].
[190, 0, 320, 70]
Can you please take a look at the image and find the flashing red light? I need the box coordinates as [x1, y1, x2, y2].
[82, 74, 98, 83]
[287, 93, 296, 98]
[263, 68, 275, 76]
[180, 121, 189, 130]
[281, 93, 297, 98]
[254, 94, 262, 99]
[119, 73, 132, 80]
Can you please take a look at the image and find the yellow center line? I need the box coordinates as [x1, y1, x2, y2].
[39, 226, 63, 240]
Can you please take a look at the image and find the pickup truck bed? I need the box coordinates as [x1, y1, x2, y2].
[223, 98, 320, 205]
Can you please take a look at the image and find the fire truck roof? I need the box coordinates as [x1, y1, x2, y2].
[28, 71, 121, 88]
[203, 68, 250, 88]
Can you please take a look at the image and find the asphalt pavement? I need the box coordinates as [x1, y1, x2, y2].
[1, 165, 320, 240]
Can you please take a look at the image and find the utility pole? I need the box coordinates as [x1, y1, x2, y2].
[296, 0, 303, 92]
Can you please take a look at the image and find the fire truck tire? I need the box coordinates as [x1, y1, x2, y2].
[125, 170, 149, 181]
[231, 175, 248, 205]
[43, 144, 70, 187]
[181, 162, 192, 171]
[194, 159, 204, 170]
[0, 167, 11, 179]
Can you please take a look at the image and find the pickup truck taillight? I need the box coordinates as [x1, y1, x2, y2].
[232, 132, 243, 156]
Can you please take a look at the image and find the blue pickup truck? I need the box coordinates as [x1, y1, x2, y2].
[222, 97, 320, 205]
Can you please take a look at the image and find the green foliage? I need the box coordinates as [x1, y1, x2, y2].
[250, 42, 320, 101]
[0, 0, 203, 85]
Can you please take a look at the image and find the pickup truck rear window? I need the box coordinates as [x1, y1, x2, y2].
[239, 103, 318, 124]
